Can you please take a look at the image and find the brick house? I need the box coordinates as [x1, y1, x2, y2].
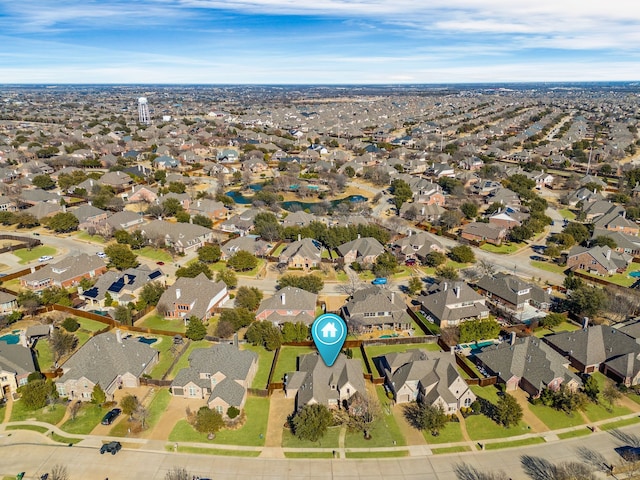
[20, 254, 107, 291]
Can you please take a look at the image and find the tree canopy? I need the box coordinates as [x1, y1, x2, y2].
[104, 244, 139, 270]
[292, 403, 333, 442]
[278, 274, 324, 294]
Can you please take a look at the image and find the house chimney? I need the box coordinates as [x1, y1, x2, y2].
[116, 329, 123, 343]
[298, 233, 301, 242]
[510, 331, 517, 346]
[357, 233, 361, 239]
[281, 293, 286, 305]
[606, 249, 611, 260]
[582, 316, 589, 329]
[176, 288, 181, 299]
[454, 284, 460, 298]
[391, 292, 395, 304]
[443, 282, 448, 291]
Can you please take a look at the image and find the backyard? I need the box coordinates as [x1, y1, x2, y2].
[271, 345, 316, 383]
[137, 312, 186, 334]
[149, 335, 184, 379]
[240, 344, 275, 389]
[166, 339, 213, 380]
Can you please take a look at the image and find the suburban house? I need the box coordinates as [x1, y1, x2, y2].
[188, 199, 228, 220]
[127, 185, 159, 204]
[284, 353, 365, 411]
[392, 231, 445, 261]
[0, 290, 18, 314]
[566, 245, 631, 276]
[104, 211, 146, 234]
[255, 286, 317, 326]
[461, 222, 507, 245]
[220, 235, 271, 260]
[337, 236, 385, 266]
[99, 171, 134, 190]
[489, 208, 530, 230]
[278, 238, 321, 269]
[78, 265, 165, 307]
[475, 273, 552, 313]
[220, 208, 260, 235]
[591, 228, 640, 256]
[139, 220, 213, 253]
[375, 349, 475, 412]
[170, 343, 258, 415]
[475, 337, 581, 398]
[0, 343, 37, 400]
[543, 326, 640, 384]
[418, 281, 489, 328]
[20, 253, 107, 291]
[157, 273, 228, 321]
[55, 331, 158, 401]
[70, 204, 109, 232]
[592, 206, 639, 236]
[0, 195, 17, 212]
[281, 211, 317, 228]
[342, 286, 412, 332]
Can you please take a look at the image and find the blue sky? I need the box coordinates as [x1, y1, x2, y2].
[1, 0, 639, 84]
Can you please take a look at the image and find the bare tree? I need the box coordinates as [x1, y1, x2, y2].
[136, 404, 150, 430]
[69, 401, 82, 421]
[165, 467, 191, 480]
[50, 464, 70, 480]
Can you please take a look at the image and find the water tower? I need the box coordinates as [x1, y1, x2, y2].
[138, 97, 150, 125]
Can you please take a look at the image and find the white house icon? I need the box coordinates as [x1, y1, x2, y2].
[321, 322, 338, 339]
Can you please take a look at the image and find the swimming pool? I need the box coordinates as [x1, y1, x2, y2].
[138, 337, 158, 345]
[459, 340, 497, 354]
[0, 334, 20, 344]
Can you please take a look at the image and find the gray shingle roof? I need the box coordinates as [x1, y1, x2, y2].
[476, 337, 581, 393]
[418, 282, 487, 324]
[342, 286, 411, 327]
[157, 273, 227, 320]
[0, 343, 36, 375]
[57, 332, 158, 390]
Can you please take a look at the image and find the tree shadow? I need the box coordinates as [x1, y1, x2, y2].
[520, 455, 556, 480]
[453, 462, 508, 480]
[402, 402, 422, 430]
[608, 428, 640, 447]
[575, 446, 609, 472]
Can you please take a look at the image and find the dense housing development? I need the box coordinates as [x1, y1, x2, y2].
[3, 83, 640, 477]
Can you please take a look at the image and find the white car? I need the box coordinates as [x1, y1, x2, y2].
[38, 255, 53, 262]
[97, 252, 107, 258]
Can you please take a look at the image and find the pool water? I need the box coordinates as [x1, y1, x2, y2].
[0, 334, 20, 344]
[630, 271, 640, 278]
[138, 337, 158, 345]
[459, 340, 497, 354]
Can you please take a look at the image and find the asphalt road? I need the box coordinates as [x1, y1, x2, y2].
[0, 424, 633, 479]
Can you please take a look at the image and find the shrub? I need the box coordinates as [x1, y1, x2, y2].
[227, 406, 240, 419]
[61, 317, 80, 332]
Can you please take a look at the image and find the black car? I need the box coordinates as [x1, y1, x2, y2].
[101, 408, 122, 425]
[100, 441, 122, 455]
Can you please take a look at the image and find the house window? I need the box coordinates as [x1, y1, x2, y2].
[19, 378, 28, 386]
[216, 406, 223, 414]
[58, 385, 66, 396]
[363, 312, 375, 317]
[188, 386, 197, 397]
[203, 373, 211, 379]
[464, 397, 471, 407]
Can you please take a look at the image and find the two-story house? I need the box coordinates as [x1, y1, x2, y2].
[418, 281, 488, 328]
[157, 273, 228, 321]
[20, 253, 107, 292]
[255, 286, 317, 326]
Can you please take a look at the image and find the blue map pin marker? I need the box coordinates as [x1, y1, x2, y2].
[311, 313, 347, 367]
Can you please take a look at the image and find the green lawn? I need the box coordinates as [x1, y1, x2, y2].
[600, 417, 640, 431]
[77, 317, 110, 332]
[414, 311, 441, 335]
[282, 426, 341, 448]
[6, 424, 49, 434]
[583, 372, 633, 422]
[345, 414, 405, 448]
[467, 386, 531, 440]
[169, 396, 270, 446]
[558, 209, 576, 220]
[137, 246, 173, 262]
[335, 270, 349, 282]
[530, 260, 567, 274]
[34, 338, 54, 372]
[432, 446, 472, 454]
[480, 242, 525, 255]
[284, 451, 333, 459]
[10, 401, 66, 425]
[533, 321, 581, 338]
[60, 404, 106, 434]
[144, 388, 172, 431]
[484, 437, 545, 450]
[422, 421, 464, 444]
[167, 340, 212, 380]
[240, 344, 275, 389]
[365, 342, 442, 362]
[75, 231, 106, 243]
[236, 258, 266, 277]
[345, 451, 409, 458]
[528, 403, 584, 430]
[138, 313, 186, 333]
[579, 263, 640, 288]
[149, 335, 182, 379]
[12, 246, 57, 264]
[557, 429, 591, 440]
[75, 330, 91, 348]
[175, 446, 260, 457]
[392, 266, 414, 279]
[51, 432, 82, 444]
[272, 346, 316, 383]
[272, 244, 286, 256]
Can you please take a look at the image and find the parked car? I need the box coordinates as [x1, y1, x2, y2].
[96, 252, 107, 258]
[616, 445, 640, 461]
[101, 408, 122, 425]
[372, 277, 388, 285]
[38, 255, 53, 262]
[100, 441, 122, 455]
[405, 258, 417, 266]
[156, 261, 165, 266]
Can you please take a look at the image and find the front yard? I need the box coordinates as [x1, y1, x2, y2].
[480, 242, 526, 255]
[10, 400, 66, 425]
[137, 246, 173, 262]
[530, 260, 567, 274]
[169, 396, 269, 446]
[60, 403, 106, 434]
[12, 246, 57, 264]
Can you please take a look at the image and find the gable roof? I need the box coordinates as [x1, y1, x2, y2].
[157, 273, 227, 319]
[0, 343, 36, 376]
[57, 332, 157, 389]
[337, 237, 385, 259]
[476, 337, 581, 392]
